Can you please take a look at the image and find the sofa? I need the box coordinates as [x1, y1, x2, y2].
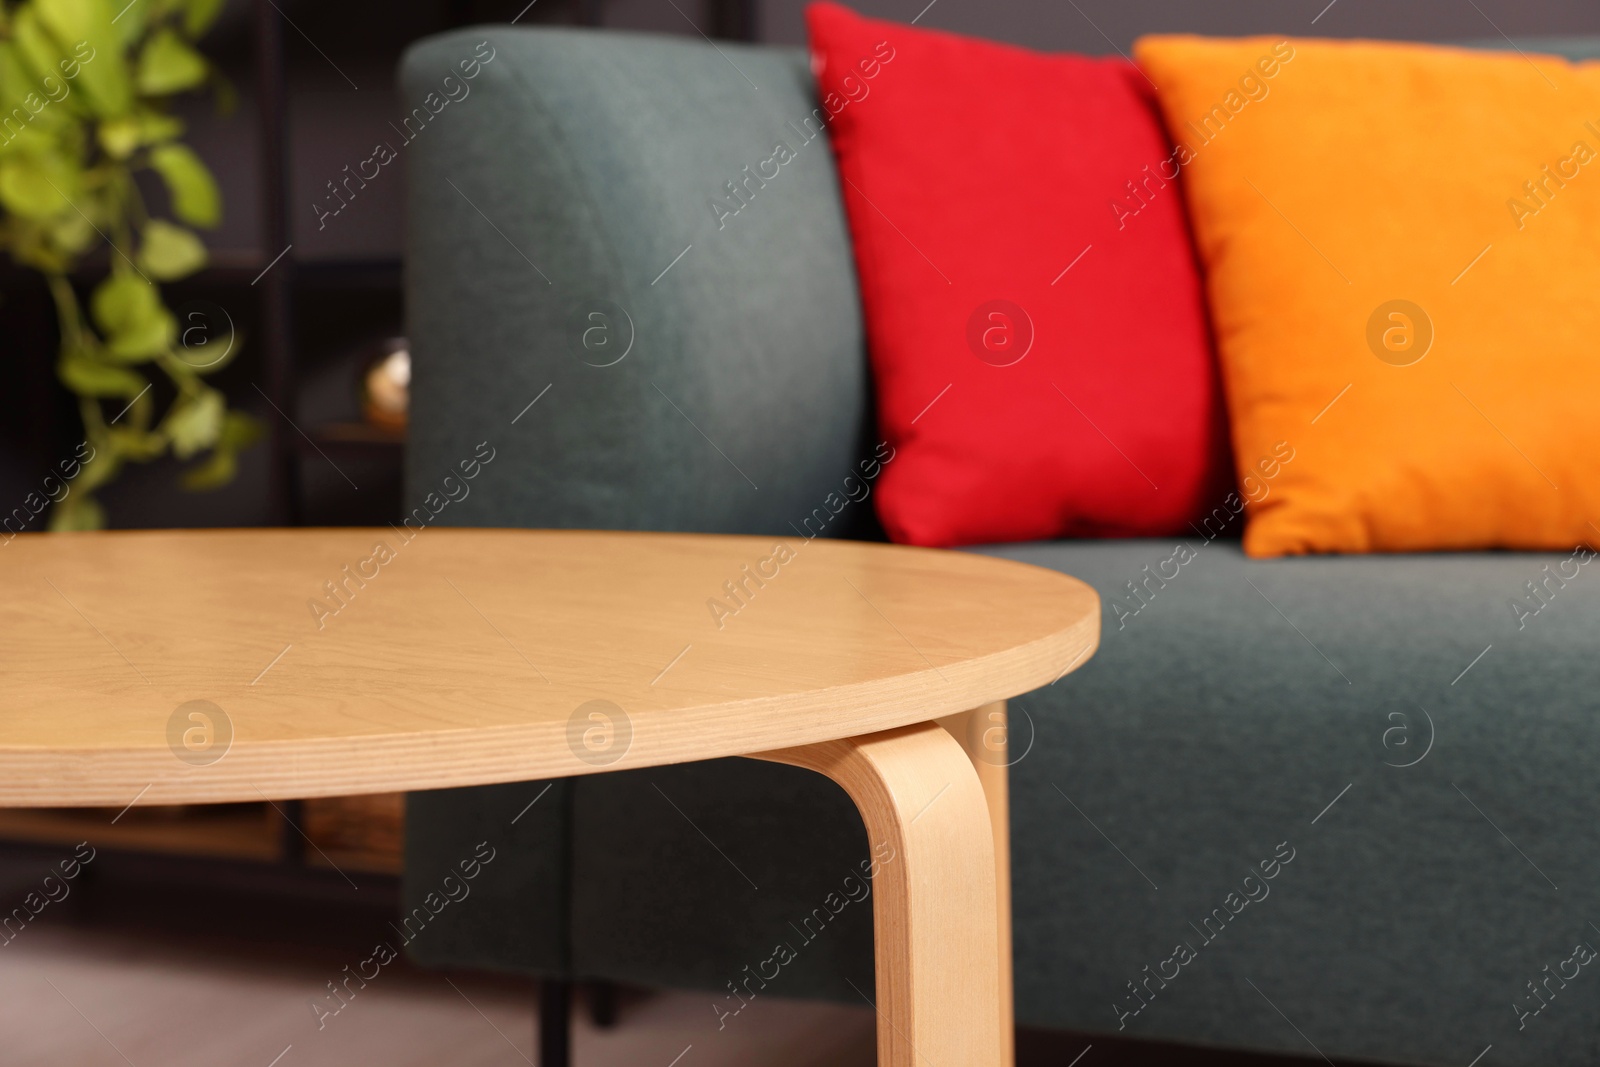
[398, 24, 1600, 1066]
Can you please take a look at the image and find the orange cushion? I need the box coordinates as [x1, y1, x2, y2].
[1135, 35, 1600, 556]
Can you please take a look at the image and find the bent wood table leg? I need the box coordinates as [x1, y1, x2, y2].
[752, 721, 1005, 1067]
[937, 701, 1014, 1067]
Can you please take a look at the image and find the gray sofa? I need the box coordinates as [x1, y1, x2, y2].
[399, 25, 1600, 1066]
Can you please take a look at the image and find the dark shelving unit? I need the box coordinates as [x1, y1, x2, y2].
[244, 0, 753, 529]
[254, 0, 298, 523]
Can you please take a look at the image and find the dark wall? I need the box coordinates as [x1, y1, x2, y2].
[757, 0, 1600, 50]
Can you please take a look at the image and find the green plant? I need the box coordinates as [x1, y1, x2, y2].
[0, 0, 259, 530]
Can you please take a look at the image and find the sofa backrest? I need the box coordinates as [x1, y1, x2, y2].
[1468, 37, 1600, 60]
[400, 26, 878, 539]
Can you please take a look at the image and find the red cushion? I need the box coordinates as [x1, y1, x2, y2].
[807, 3, 1231, 546]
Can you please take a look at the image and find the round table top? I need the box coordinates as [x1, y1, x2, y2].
[0, 529, 1099, 806]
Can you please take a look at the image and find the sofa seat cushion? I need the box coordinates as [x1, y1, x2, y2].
[981, 537, 1599, 697]
[978, 537, 1600, 1064]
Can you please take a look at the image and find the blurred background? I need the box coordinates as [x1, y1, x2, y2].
[1, 2, 1597, 1063]
[4, 0, 1598, 537]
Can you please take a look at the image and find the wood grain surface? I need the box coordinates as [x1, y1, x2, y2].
[0, 529, 1098, 807]
[756, 722, 1004, 1066]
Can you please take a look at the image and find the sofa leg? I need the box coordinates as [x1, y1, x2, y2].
[539, 979, 571, 1067]
[937, 702, 1015, 1067]
[751, 721, 1005, 1067]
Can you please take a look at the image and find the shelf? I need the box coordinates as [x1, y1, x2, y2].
[0, 804, 280, 863]
[295, 258, 403, 288]
[299, 421, 406, 458]
[315, 420, 405, 444]
[0, 794, 403, 874]
[302, 792, 404, 876]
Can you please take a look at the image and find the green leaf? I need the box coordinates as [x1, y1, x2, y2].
[108, 306, 175, 359]
[98, 107, 185, 156]
[107, 424, 166, 460]
[97, 114, 141, 158]
[182, 411, 259, 489]
[48, 493, 106, 531]
[92, 273, 177, 359]
[110, 372, 156, 429]
[0, 44, 34, 101]
[35, 0, 133, 117]
[0, 120, 55, 157]
[209, 69, 236, 115]
[59, 350, 146, 397]
[162, 387, 222, 458]
[137, 107, 184, 143]
[147, 142, 218, 226]
[172, 305, 239, 373]
[183, 0, 226, 38]
[134, 28, 207, 96]
[180, 444, 234, 489]
[0, 42, 65, 132]
[71, 441, 124, 493]
[4, 216, 67, 271]
[111, 0, 146, 47]
[0, 54, 67, 147]
[91, 270, 155, 333]
[218, 409, 262, 449]
[136, 217, 205, 279]
[0, 152, 78, 219]
[10, 12, 79, 123]
[12, 12, 64, 85]
[48, 209, 96, 255]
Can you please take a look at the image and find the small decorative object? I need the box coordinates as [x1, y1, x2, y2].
[0, 0, 260, 530]
[359, 337, 409, 434]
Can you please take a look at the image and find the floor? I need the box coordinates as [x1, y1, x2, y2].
[0, 845, 1317, 1066]
[0, 923, 881, 1066]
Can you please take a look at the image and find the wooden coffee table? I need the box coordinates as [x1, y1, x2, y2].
[0, 528, 1098, 1066]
